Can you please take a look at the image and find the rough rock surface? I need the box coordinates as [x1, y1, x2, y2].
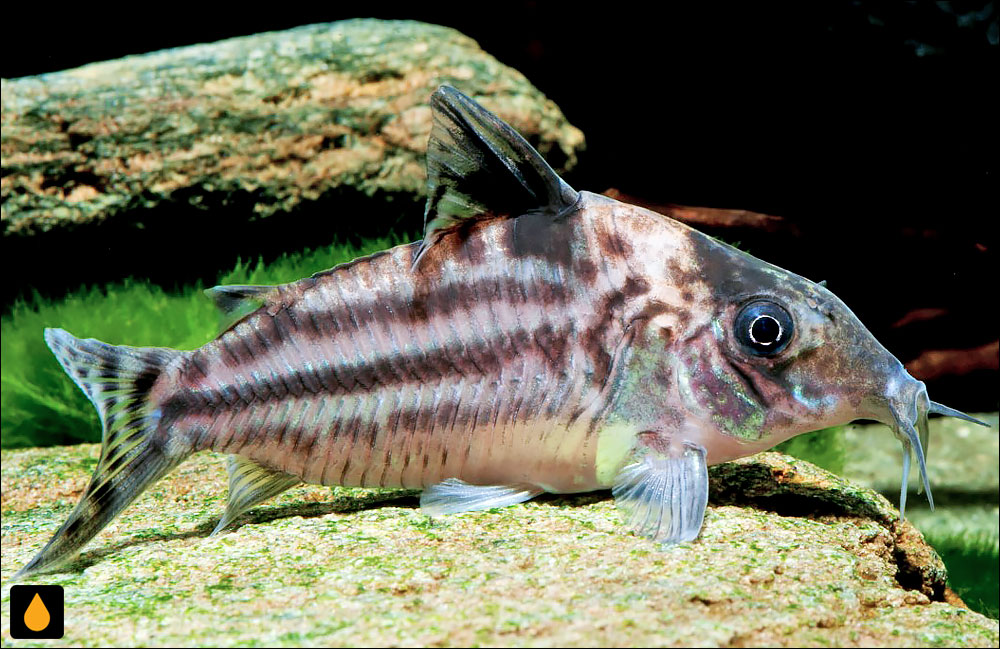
[1, 19, 583, 236]
[2, 448, 996, 647]
[841, 413, 999, 617]
[0, 19, 585, 304]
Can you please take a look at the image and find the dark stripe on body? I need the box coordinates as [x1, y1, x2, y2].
[171, 319, 584, 418]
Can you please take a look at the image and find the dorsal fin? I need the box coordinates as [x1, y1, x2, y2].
[414, 86, 579, 264]
[204, 284, 274, 331]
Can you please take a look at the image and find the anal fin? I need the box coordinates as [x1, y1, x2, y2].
[612, 440, 709, 545]
[212, 456, 301, 535]
[420, 478, 542, 516]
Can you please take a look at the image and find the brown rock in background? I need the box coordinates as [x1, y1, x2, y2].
[603, 188, 799, 235]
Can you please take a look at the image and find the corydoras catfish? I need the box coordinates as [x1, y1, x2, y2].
[16, 86, 987, 578]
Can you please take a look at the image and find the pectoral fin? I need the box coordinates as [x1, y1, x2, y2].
[612, 441, 709, 545]
[420, 478, 542, 516]
[212, 456, 301, 535]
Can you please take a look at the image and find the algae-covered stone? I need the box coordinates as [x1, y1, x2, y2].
[2, 446, 996, 646]
[1, 19, 584, 238]
[839, 414, 999, 620]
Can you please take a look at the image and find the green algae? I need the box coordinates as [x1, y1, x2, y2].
[3, 20, 586, 238]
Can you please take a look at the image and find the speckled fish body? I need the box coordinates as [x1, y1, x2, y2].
[17, 87, 987, 578]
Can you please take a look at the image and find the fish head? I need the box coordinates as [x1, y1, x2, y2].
[656, 224, 988, 513]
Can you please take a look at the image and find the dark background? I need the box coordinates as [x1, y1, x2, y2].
[3, 2, 997, 409]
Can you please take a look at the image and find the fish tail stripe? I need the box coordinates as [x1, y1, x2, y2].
[16, 329, 188, 578]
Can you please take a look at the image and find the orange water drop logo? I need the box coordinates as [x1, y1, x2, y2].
[24, 592, 51, 632]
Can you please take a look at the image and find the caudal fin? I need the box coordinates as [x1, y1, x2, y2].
[14, 329, 187, 578]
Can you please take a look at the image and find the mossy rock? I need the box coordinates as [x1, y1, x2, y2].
[1, 19, 583, 236]
[2, 448, 996, 646]
[0, 19, 586, 303]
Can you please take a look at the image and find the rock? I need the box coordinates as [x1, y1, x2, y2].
[603, 188, 800, 236]
[904, 341, 1000, 383]
[0, 19, 584, 302]
[2, 446, 996, 646]
[839, 414, 999, 622]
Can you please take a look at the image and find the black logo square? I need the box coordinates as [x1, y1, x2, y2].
[9, 585, 64, 639]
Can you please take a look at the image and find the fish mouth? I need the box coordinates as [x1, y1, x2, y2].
[882, 371, 989, 517]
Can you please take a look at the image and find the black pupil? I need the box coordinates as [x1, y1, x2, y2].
[750, 315, 781, 345]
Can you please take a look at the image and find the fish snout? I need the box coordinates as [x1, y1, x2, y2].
[873, 366, 988, 517]
[882, 370, 931, 452]
[882, 370, 933, 516]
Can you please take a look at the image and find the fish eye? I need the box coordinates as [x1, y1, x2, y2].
[734, 301, 793, 356]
